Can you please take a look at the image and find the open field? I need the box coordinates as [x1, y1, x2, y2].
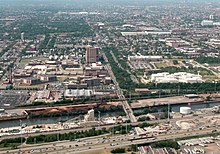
[154, 62, 168, 68]
[203, 75, 220, 82]
[83, 147, 139, 154]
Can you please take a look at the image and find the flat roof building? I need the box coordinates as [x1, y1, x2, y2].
[86, 47, 99, 64]
[128, 55, 162, 61]
[151, 72, 203, 83]
[201, 20, 213, 26]
[21, 77, 40, 85]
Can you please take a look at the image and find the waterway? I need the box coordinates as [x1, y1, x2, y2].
[134, 101, 220, 113]
[1, 102, 219, 128]
[0, 111, 123, 128]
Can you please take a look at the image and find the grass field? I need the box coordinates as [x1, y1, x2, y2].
[83, 147, 139, 154]
[84, 149, 112, 154]
[154, 62, 167, 68]
[203, 75, 220, 82]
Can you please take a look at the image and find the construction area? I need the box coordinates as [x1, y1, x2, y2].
[176, 114, 220, 130]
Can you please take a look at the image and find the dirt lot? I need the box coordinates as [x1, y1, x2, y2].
[131, 96, 203, 108]
[203, 143, 220, 154]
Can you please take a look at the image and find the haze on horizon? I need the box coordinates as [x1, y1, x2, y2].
[0, 0, 218, 8]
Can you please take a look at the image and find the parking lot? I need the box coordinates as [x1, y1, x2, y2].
[0, 90, 30, 108]
[178, 136, 220, 154]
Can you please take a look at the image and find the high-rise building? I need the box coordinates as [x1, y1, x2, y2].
[210, 15, 214, 20]
[86, 47, 98, 64]
[21, 32, 25, 42]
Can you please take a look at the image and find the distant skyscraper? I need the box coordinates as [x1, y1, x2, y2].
[21, 32, 25, 42]
[86, 47, 98, 64]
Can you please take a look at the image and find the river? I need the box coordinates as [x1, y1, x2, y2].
[0, 111, 123, 128]
[1, 102, 219, 128]
[133, 101, 220, 114]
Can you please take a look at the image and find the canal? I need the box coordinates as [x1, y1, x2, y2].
[133, 101, 220, 114]
[0, 111, 123, 128]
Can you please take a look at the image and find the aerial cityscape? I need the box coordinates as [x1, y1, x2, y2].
[0, 0, 220, 153]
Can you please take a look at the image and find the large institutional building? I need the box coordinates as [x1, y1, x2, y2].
[86, 47, 99, 64]
[151, 72, 203, 83]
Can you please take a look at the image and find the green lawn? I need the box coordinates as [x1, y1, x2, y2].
[154, 62, 168, 68]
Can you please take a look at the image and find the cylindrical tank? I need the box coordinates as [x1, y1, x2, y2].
[180, 107, 191, 114]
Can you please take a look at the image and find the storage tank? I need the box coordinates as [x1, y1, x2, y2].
[180, 107, 191, 114]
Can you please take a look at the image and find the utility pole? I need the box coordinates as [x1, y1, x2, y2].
[121, 125, 123, 134]
[159, 89, 161, 98]
[129, 87, 131, 101]
[168, 103, 170, 123]
[112, 126, 114, 137]
[215, 81, 217, 93]
[98, 111, 101, 122]
[178, 85, 180, 96]
[126, 121, 128, 134]
[57, 133, 59, 141]
[20, 120, 22, 152]
[98, 111, 101, 128]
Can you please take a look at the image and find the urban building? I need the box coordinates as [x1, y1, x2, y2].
[86, 47, 99, 64]
[128, 55, 162, 62]
[151, 72, 203, 83]
[21, 77, 40, 85]
[210, 15, 214, 20]
[201, 20, 213, 26]
[84, 109, 95, 122]
[64, 89, 106, 98]
[21, 32, 25, 42]
[83, 78, 101, 87]
[145, 30, 172, 35]
[67, 83, 88, 89]
[38, 75, 57, 82]
[103, 77, 112, 85]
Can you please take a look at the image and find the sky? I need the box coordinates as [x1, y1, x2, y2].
[0, 0, 218, 8]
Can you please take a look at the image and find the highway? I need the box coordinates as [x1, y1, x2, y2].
[1, 110, 219, 140]
[1, 126, 219, 154]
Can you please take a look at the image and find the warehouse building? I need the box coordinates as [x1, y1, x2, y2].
[128, 55, 162, 62]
